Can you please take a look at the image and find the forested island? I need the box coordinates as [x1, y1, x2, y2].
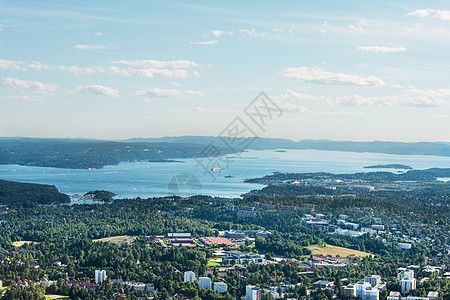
[0, 179, 70, 205]
[0, 138, 230, 169]
[364, 164, 413, 169]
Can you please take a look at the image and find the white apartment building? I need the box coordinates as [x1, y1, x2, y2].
[95, 270, 107, 284]
[184, 271, 196, 283]
[198, 277, 211, 290]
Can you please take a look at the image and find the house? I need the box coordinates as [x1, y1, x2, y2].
[167, 233, 191, 238]
[387, 291, 401, 300]
[312, 280, 334, 289]
[67, 280, 99, 290]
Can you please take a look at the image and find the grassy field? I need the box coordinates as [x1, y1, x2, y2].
[92, 235, 135, 244]
[12, 241, 36, 247]
[45, 295, 69, 299]
[207, 259, 221, 267]
[306, 244, 371, 257]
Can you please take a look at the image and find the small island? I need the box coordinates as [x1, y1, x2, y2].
[364, 164, 413, 170]
[84, 190, 117, 202]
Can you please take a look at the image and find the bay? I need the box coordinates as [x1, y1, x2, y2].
[0, 149, 449, 199]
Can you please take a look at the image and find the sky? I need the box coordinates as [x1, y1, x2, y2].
[1, 0, 450, 142]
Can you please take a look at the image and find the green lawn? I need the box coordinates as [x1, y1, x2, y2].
[12, 241, 36, 247]
[207, 260, 221, 267]
[306, 244, 371, 257]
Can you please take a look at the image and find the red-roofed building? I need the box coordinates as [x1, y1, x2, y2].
[201, 237, 234, 246]
[67, 280, 99, 290]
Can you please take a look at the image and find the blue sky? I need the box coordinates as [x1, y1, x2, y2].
[1, 0, 450, 142]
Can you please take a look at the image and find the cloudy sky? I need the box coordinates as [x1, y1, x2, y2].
[1, 0, 450, 142]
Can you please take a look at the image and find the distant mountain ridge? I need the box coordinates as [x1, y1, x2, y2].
[124, 136, 450, 157]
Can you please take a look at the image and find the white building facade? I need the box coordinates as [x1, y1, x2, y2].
[199, 277, 211, 290]
[95, 270, 107, 284]
[184, 271, 196, 283]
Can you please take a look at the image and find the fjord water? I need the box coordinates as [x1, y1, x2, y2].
[1, 149, 449, 199]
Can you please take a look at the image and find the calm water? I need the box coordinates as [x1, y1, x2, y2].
[1, 149, 449, 199]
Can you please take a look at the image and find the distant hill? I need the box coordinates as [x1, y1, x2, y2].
[1, 137, 449, 169]
[124, 136, 450, 157]
[0, 138, 231, 169]
[0, 179, 70, 205]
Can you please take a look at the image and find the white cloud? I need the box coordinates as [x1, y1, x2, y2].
[94, 32, 103, 36]
[75, 85, 119, 98]
[135, 88, 182, 98]
[320, 21, 330, 36]
[239, 28, 265, 37]
[406, 86, 450, 97]
[190, 40, 218, 45]
[102, 66, 130, 77]
[134, 88, 205, 98]
[0, 59, 24, 70]
[28, 61, 51, 71]
[272, 28, 283, 33]
[193, 106, 207, 112]
[185, 90, 206, 97]
[168, 82, 181, 86]
[336, 94, 446, 107]
[72, 44, 107, 50]
[132, 68, 188, 79]
[210, 30, 233, 37]
[0, 24, 5, 31]
[113, 59, 199, 69]
[407, 8, 450, 21]
[112, 59, 199, 79]
[316, 111, 365, 116]
[357, 46, 406, 53]
[279, 89, 328, 102]
[349, 22, 365, 33]
[283, 66, 385, 87]
[58, 65, 98, 75]
[2, 77, 58, 93]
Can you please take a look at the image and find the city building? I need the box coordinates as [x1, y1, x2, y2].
[341, 284, 356, 298]
[213, 282, 228, 293]
[398, 243, 412, 249]
[222, 252, 265, 265]
[198, 277, 211, 290]
[427, 291, 439, 299]
[246, 285, 261, 300]
[312, 280, 334, 289]
[401, 277, 416, 293]
[356, 281, 379, 300]
[387, 291, 401, 300]
[364, 275, 382, 287]
[398, 269, 414, 281]
[95, 270, 107, 284]
[184, 271, 196, 283]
